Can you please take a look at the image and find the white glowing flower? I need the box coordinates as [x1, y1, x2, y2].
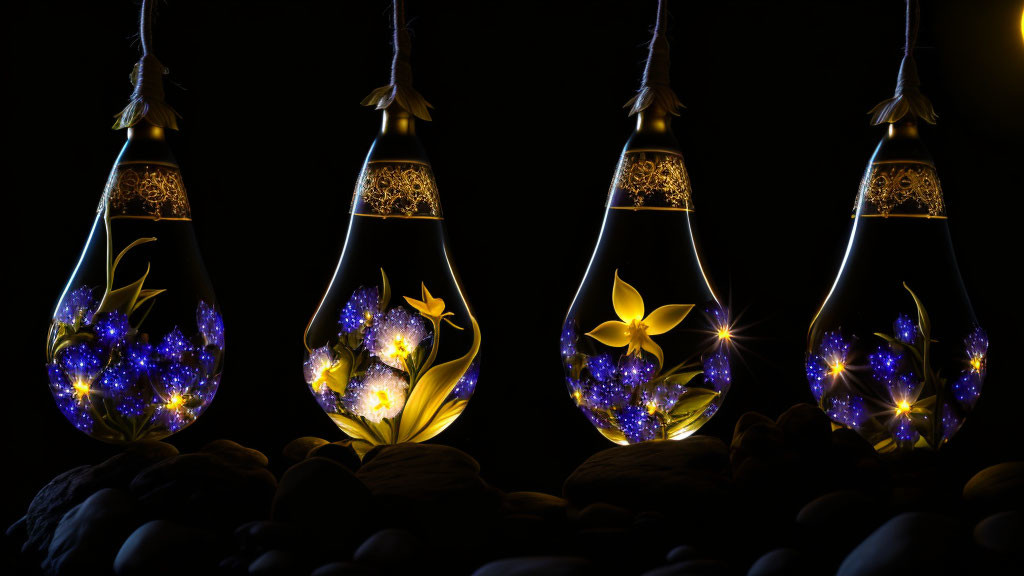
[365, 308, 429, 371]
[351, 364, 408, 423]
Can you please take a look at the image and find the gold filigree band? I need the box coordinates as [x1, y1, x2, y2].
[608, 151, 693, 211]
[857, 162, 945, 218]
[101, 162, 191, 221]
[352, 161, 442, 219]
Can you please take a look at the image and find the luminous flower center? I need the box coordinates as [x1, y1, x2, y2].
[970, 356, 983, 372]
[372, 389, 393, 412]
[363, 310, 374, 323]
[72, 380, 91, 402]
[166, 394, 184, 410]
[573, 389, 583, 403]
[645, 400, 659, 415]
[895, 400, 911, 416]
[385, 336, 411, 361]
[717, 328, 731, 340]
[830, 361, 845, 376]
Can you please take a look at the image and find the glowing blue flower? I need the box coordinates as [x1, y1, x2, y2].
[888, 372, 919, 405]
[57, 343, 104, 387]
[807, 331, 851, 401]
[894, 314, 918, 344]
[951, 371, 982, 408]
[117, 393, 146, 417]
[195, 374, 221, 405]
[616, 405, 660, 443]
[365, 308, 429, 371]
[940, 403, 962, 442]
[965, 326, 988, 360]
[703, 351, 731, 392]
[339, 286, 380, 334]
[584, 377, 631, 410]
[48, 363, 94, 432]
[449, 358, 480, 401]
[641, 381, 686, 413]
[587, 353, 617, 383]
[55, 286, 94, 325]
[827, 394, 867, 428]
[580, 405, 613, 430]
[157, 327, 192, 361]
[94, 311, 131, 347]
[197, 301, 225, 349]
[618, 355, 656, 388]
[560, 321, 577, 357]
[153, 362, 198, 397]
[869, 346, 902, 384]
[805, 354, 829, 401]
[892, 415, 919, 444]
[313, 383, 339, 413]
[125, 343, 155, 374]
[99, 362, 137, 393]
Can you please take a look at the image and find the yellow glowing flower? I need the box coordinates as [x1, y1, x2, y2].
[405, 283, 463, 330]
[585, 270, 693, 368]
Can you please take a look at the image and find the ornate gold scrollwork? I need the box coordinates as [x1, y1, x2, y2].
[859, 163, 945, 218]
[609, 151, 693, 211]
[101, 162, 191, 220]
[353, 162, 441, 218]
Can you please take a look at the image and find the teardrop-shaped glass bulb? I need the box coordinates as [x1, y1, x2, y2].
[806, 119, 985, 451]
[560, 110, 731, 445]
[47, 121, 224, 442]
[304, 108, 480, 458]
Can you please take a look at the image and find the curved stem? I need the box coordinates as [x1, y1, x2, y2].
[140, 0, 155, 56]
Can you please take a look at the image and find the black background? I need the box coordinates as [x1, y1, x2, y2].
[3, 0, 1023, 529]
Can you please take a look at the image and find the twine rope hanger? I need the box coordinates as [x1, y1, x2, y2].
[113, 0, 180, 130]
[869, 0, 937, 125]
[361, 0, 433, 121]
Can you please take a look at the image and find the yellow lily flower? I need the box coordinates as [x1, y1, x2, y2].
[404, 283, 463, 330]
[585, 270, 693, 367]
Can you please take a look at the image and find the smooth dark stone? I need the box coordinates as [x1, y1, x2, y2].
[503, 492, 568, 521]
[730, 419, 784, 472]
[201, 439, 269, 468]
[963, 462, 1024, 514]
[974, 511, 1024, 554]
[311, 561, 376, 575]
[114, 520, 218, 576]
[577, 502, 634, 530]
[272, 457, 370, 553]
[234, 520, 296, 553]
[307, 441, 361, 471]
[24, 442, 177, 556]
[731, 412, 776, 448]
[776, 404, 832, 457]
[131, 446, 276, 529]
[248, 549, 299, 575]
[665, 545, 700, 563]
[564, 436, 730, 514]
[837, 512, 961, 576]
[797, 490, 882, 553]
[747, 548, 812, 576]
[471, 556, 593, 576]
[642, 559, 729, 575]
[353, 528, 422, 567]
[496, 514, 560, 557]
[355, 443, 502, 542]
[282, 437, 329, 463]
[43, 488, 139, 576]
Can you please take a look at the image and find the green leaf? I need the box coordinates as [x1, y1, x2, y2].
[912, 395, 936, 414]
[51, 332, 96, 359]
[398, 315, 481, 443]
[112, 237, 156, 278]
[903, 283, 931, 340]
[132, 288, 166, 313]
[663, 371, 703, 388]
[96, 263, 150, 316]
[380, 268, 391, 310]
[325, 348, 354, 394]
[668, 387, 719, 421]
[873, 437, 898, 453]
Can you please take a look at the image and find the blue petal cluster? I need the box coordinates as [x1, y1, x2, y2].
[449, 358, 480, 401]
[703, 351, 731, 392]
[56, 286, 95, 325]
[894, 314, 918, 344]
[339, 286, 380, 334]
[869, 346, 902, 385]
[197, 301, 225, 349]
[616, 405, 660, 443]
[806, 331, 850, 401]
[94, 311, 131, 347]
[827, 394, 867, 428]
[560, 321, 577, 357]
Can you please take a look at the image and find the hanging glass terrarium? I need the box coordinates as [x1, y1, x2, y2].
[560, 0, 731, 445]
[46, 0, 224, 442]
[304, 0, 480, 458]
[806, 0, 985, 452]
